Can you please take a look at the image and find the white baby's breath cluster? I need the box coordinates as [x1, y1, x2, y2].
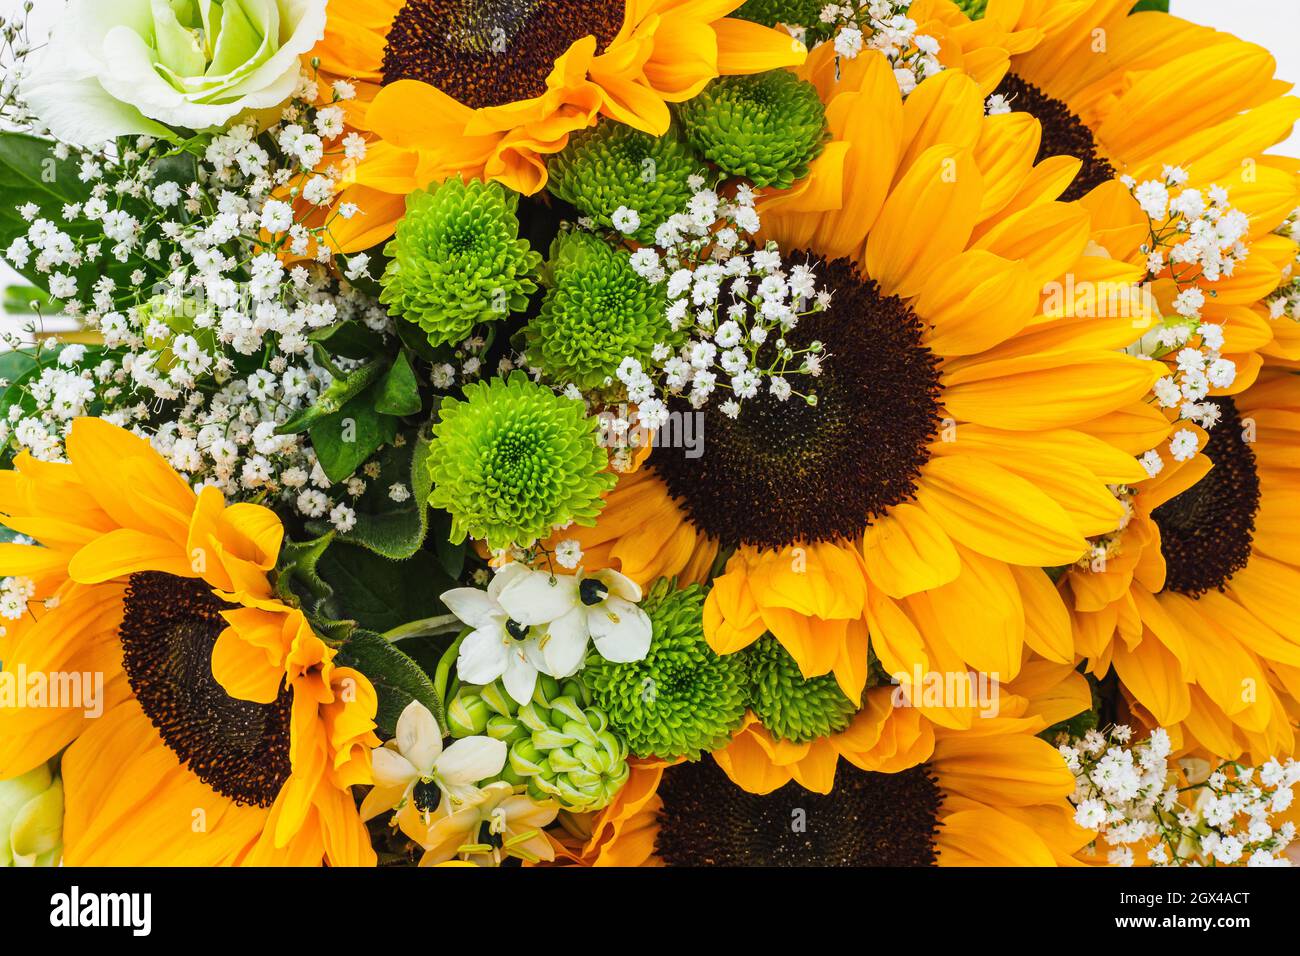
[0, 573, 35, 622]
[1127, 167, 1243, 443]
[1264, 204, 1300, 324]
[818, 1, 942, 95]
[611, 181, 832, 434]
[1064, 725, 1299, 867]
[1121, 167, 1248, 469]
[1128, 165, 1250, 311]
[1077, 484, 1138, 572]
[0, 46, 390, 527]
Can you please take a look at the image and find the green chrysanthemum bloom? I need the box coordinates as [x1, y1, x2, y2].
[427, 371, 615, 549]
[584, 580, 748, 761]
[676, 72, 829, 190]
[380, 177, 542, 347]
[743, 634, 858, 744]
[447, 676, 630, 813]
[545, 122, 701, 242]
[952, 0, 988, 18]
[526, 231, 675, 392]
[735, 0, 828, 31]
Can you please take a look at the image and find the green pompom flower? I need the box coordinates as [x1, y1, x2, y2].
[380, 177, 542, 347]
[584, 580, 748, 761]
[526, 231, 676, 392]
[545, 122, 701, 242]
[735, 0, 829, 31]
[742, 634, 858, 744]
[677, 72, 829, 190]
[447, 676, 630, 813]
[427, 372, 615, 549]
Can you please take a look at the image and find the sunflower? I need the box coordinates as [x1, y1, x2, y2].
[1063, 369, 1300, 764]
[0, 419, 379, 866]
[711, 656, 1091, 796]
[927, 0, 1300, 392]
[642, 661, 1094, 866]
[310, 0, 808, 251]
[559, 51, 1163, 716]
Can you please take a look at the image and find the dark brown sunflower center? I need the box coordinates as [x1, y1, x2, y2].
[648, 254, 942, 550]
[1152, 398, 1261, 596]
[382, 0, 627, 109]
[655, 757, 942, 866]
[993, 72, 1116, 203]
[119, 572, 292, 807]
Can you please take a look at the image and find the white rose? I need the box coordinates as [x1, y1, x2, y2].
[21, 0, 327, 146]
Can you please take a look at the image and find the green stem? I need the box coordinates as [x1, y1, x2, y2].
[381, 613, 462, 642]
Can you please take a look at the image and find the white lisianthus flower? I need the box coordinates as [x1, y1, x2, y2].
[21, 0, 328, 146]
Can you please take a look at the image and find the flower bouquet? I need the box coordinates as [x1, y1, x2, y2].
[0, 0, 1298, 871]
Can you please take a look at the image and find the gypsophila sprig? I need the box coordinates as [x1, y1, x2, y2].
[1264, 203, 1300, 324]
[1122, 167, 1246, 461]
[0, 52, 394, 522]
[609, 181, 834, 433]
[817, 2, 944, 95]
[1064, 725, 1300, 867]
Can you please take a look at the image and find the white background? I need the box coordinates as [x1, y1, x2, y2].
[1, 0, 1298, 306]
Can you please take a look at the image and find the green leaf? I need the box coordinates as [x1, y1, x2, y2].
[307, 381, 399, 483]
[375, 349, 422, 416]
[0, 348, 39, 389]
[3, 284, 49, 314]
[430, 508, 467, 579]
[336, 629, 444, 734]
[273, 531, 339, 619]
[309, 320, 389, 361]
[315, 541, 451, 634]
[394, 318, 445, 365]
[310, 431, 434, 560]
[1129, 0, 1169, 11]
[276, 358, 385, 435]
[0, 133, 96, 290]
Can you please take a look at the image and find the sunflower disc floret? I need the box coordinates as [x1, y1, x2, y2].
[743, 634, 858, 744]
[676, 72, 828, 190]
[446, 675, 630, 813]
[527, 230, 677, 392]
[583, 580, 748, 760]
[545, 122, 702, 242]
[427, 372, 614, 549]
[380, 177, 542, 347]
